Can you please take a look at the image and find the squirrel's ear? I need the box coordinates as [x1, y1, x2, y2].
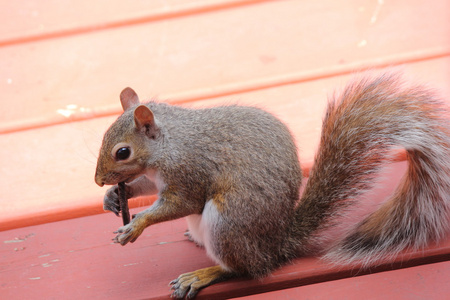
[120, 87, 140, 111]
[134, 105, 157, 134]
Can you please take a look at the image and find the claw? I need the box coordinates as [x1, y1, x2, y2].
[112, 216, 147, 246]
[186, 289, 199, 299]
[170, 280, 181, 291]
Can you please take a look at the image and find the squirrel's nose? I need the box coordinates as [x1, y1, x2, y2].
[95, 173, 105, 187]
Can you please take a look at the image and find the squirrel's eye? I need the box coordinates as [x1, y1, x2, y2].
[116, 147, 131, 160]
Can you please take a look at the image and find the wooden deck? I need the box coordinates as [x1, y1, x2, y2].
[1, 0, 449, 299]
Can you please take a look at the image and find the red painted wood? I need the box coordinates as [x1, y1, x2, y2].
[0, 0, 274, 46]
[1, 1, 450, 298]
[233, 261, 450, 300]
[1, 0, 448, 133]
[1, 206, 449, 300]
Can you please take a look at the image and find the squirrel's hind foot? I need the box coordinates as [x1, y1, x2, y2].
[169, 265, 233, 299]
[184, 231, 203, 248]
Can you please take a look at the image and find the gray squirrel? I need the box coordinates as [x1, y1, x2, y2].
[95, 73, 450, 299]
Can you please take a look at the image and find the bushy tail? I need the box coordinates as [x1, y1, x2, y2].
[294, 73, 450, 265]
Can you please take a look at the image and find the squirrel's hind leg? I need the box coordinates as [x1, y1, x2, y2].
[169, 265, 234, 299]
[185, 214, 205, 247]
[183, 231, 204, 247]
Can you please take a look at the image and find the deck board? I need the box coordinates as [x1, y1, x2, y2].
[233, 261, 450, 300]
[0, 0, 273, 45]
[1, 205, 449, 300]
[1, 0, 450, 298]
[1, 0, 448, 133]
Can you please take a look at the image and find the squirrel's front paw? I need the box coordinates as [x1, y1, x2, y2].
[113, 215, 147, 245]
[103, 185, 121, 216]
[104, 184, 133, 216]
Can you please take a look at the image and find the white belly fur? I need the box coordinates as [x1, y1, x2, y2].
[185, 201, 230, 271]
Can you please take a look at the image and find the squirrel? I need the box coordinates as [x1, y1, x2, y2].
[95, 73, 450, 299]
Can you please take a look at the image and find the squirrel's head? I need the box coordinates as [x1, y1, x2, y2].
[95, 87, 161, 187]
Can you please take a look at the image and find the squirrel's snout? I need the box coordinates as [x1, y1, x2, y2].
[95, 178, 104, 187]
[94, 172, 105, 187]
